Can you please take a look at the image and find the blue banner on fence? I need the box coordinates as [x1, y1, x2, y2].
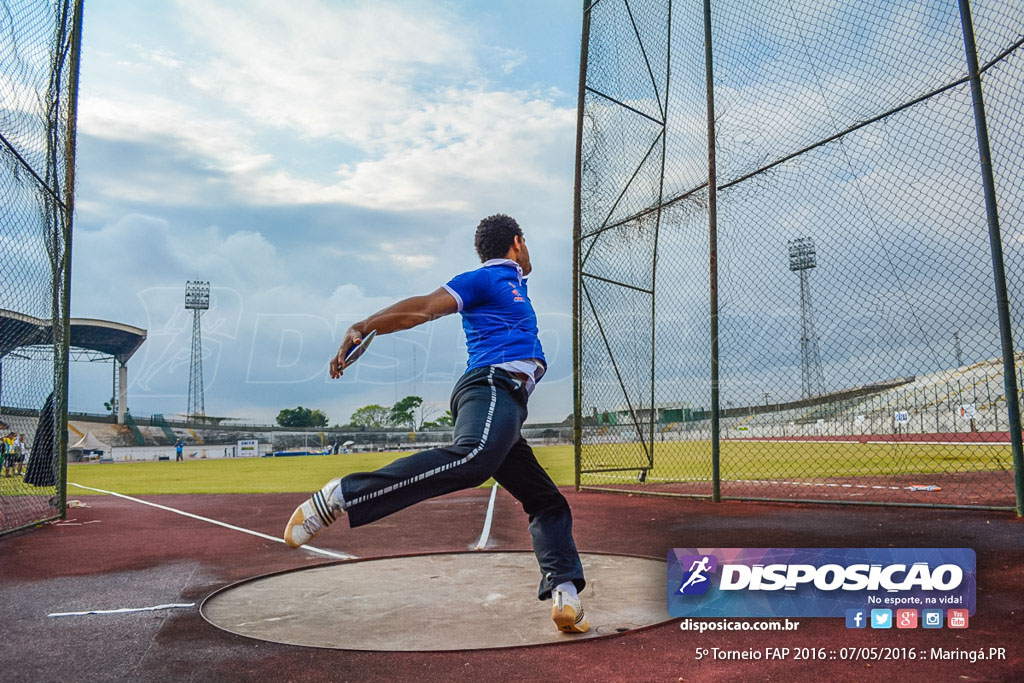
[667, 548, 975, 618]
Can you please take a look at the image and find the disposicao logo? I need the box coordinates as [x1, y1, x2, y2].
[667, 548, 976, 619]
[675, 555, 718, 595]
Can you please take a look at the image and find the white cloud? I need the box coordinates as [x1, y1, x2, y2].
[494, 47, 527, 75]
[79, 94, 272, 175]
[0, 73, 43, 115]
[301, 89, 576, 211]
[379, 242, 438, 269]
[180, 0, 474, 143]
[76, 0, 575, 213]
[142, 49, 184, 70]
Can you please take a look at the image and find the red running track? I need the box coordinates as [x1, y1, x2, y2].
[0, 488, 1021, 682]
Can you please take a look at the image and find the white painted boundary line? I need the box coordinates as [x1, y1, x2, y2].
[473, 483, 499, 550]
[584, 473, 932, 491]
[69, 483, 356, 560]
[723, 438, 1010, 446]
[49, 603, 195, 617]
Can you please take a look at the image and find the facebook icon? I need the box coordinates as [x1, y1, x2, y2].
[845, 609, 867, 629]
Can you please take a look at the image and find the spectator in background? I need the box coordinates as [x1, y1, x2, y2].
[12, 433, 26, 476]
[0, 432, 10, 477]
[2, 431, 24, 477]
[175, 440, 184, 462]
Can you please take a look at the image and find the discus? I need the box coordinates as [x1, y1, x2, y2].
[343, 329, 377, 367]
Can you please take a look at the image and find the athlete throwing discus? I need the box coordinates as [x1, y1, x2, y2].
[284, 214, 588, 633]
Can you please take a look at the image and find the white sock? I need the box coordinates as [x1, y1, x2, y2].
[554, 581, 578, 599]
[323, 478, 345, 512]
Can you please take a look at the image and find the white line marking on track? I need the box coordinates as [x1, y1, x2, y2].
[725, 438, 1009, 446]
[473, 483, 499, 550]
[68, 483, 357, 560]
[48, 603, 195, 617]
[584, 473, 927, 491]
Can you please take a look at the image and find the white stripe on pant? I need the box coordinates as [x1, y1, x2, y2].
[344, 367, 497, 508]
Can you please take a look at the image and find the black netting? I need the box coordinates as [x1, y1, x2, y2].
[576, 0, 1024, 509]
[1, 0, 79, 535]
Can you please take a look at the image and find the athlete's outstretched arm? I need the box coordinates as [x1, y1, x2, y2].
[329, 287, 458, 378]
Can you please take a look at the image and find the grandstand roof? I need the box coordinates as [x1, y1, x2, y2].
[0, 309, 147, 361]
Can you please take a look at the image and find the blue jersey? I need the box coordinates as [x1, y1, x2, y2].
[443, 260, 546, 371]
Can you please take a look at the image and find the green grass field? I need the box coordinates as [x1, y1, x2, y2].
[578, 440, 1012, 483]
[67, 446, 576, 496]
[62, 439, 1011, 497]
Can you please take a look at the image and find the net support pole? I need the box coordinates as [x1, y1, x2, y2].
[55, 0, 83, 519]
[572, 0, 593, 491]
[958, 0, 1024, 517]
[646, 0, 673, 481]
[703, 0, 721, 502]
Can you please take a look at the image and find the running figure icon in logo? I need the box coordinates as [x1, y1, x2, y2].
[677, 555, 718, 595]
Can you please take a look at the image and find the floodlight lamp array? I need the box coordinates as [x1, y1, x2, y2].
[185, 280, 210, 310]
[787, 238, 817, 272]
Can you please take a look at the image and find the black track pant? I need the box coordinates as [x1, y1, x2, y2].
[339, 366, 585, 600]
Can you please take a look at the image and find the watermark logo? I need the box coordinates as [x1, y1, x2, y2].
[871, 609, 892, 629]
[845, 609, 866, 629]
[948, 609, 969, 629]
[896, 609, 917, 628]
[667, 548, 975, 619]
[922, 609, 943, 628]
[676, 555, 718, 596]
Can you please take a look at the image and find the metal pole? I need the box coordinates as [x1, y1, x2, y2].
[56, 0, 84, 520]
[959, 0, 1024, 516]
[799, 272, 808, 398]
[703, 0, 721, 502]
[646, 0, 672, 483]
[956, 376, 962, 419]
[111, 360, 117, 421]
[986, 375, 997, 430]
[117, 359, 127, 424]
[572, 0, 592, 491]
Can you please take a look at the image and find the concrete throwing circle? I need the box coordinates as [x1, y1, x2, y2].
[201, 552, 670, 651]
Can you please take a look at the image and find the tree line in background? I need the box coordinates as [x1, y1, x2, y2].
[276, 396, 453, 430]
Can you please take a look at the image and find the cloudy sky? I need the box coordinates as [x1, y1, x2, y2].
[69, 0, 585, 424]
[64, 0, 1024, 427]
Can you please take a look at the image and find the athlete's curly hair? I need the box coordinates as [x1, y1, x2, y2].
[474, 214, 523, 262]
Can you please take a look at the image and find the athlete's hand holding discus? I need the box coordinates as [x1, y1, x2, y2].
[329, 289, 460, 378]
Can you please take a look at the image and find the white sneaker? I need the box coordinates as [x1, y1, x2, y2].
[551, 589, 589, 633]
[283, 478, 343, 548]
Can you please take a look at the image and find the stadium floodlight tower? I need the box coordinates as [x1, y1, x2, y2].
[184, 280, 210, 419]
[788, 238, 826, 399]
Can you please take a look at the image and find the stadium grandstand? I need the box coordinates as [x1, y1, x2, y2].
[62, 412, 573, 462]
[586, 355, 1023, 445]
[0, 309, 145, 439]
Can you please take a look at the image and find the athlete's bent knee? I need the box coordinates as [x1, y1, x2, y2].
[525, 491, 571, 519]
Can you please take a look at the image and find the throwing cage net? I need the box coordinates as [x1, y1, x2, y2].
[574, 0, 1024, 512]
[1, 0, 82, 535]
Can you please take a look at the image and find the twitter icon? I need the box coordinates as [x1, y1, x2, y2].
[870, 609, 892, 629]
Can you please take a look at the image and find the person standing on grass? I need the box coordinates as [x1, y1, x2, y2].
[175, 440, 184, 462]
[12, 434, 26, 476]
[283, 214, 589, 634]
[0, 433, 9, 477]
[3, 432, 22, 477]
